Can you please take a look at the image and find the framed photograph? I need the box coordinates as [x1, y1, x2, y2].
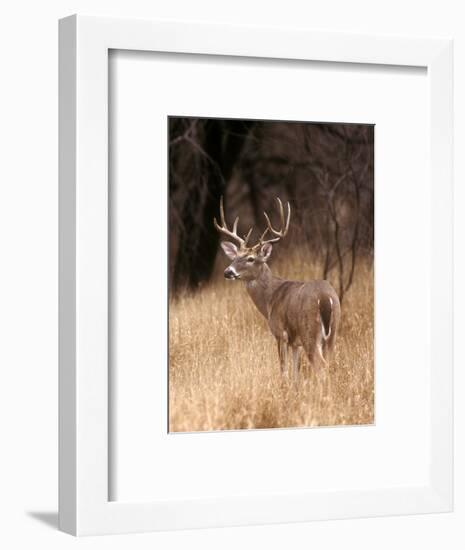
[59, 15, 453, 535]
[167, 116, 375, 433]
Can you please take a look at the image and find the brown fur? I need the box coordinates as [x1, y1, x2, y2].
[222, 244, 341, 375]
[216, 198, 340, 376]
[252, 271, 341, 372]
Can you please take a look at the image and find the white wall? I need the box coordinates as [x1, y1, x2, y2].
[0, 1, 463, 548]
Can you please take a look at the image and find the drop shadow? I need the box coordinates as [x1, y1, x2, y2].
[27, 511, 59, 530]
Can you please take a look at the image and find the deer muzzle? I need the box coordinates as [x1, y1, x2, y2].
[224, 267, 239, 280]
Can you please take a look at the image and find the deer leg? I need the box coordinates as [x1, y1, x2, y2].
[276, 339, 282, 373]
[323, 324, 337, 364]
[282, 331, 290, 375]
[322, 341, 332, 364]
[291, 346, 302, 380]
[276, 339, 286, 375]
[282, 341, 289, 376]
[316, 331, 328, 366]
[302, 328, 324, 374]
[277, 332, 290, 376]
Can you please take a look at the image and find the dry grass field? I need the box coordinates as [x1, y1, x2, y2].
[169, 249, 374, 432]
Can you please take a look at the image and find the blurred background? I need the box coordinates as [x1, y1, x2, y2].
[169, 117, 374, 301]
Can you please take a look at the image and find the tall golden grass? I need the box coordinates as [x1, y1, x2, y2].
[169, 249, 374, 432]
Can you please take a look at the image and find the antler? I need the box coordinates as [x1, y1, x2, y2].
[213, 196, 253, 248]
[252, 198, 291, 249]
[214, 196, 291, 251]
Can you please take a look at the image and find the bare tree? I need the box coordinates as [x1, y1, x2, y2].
[170, 118, 254, 290]
[169, 118, 374, 300]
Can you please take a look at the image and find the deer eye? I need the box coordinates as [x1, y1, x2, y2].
[246, 256, 255, 263]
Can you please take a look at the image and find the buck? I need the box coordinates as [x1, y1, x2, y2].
[214, 197, 341, 377]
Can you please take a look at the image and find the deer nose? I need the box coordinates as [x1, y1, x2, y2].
[224, 267, 238, 279]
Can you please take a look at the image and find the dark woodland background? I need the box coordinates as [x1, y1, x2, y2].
[169, 117, 374, 301]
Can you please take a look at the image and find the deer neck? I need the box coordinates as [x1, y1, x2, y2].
[245, 264, 277, 319]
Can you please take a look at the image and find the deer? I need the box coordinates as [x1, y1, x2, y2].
[214, 197, 341, 378]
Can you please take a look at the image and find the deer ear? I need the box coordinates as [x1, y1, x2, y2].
[221, 241, 238, 260]
[259, 242, 273, 261]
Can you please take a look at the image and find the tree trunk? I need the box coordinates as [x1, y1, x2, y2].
[172, 120, 253, 291]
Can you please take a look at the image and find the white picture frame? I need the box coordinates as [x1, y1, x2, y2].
[59, 14, 453, 536]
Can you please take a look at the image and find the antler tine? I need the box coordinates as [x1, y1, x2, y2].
[232, 216, 239, 235]
[243, 226, 253, 246]
[277, 197, 284, 227]
[259, 197, 291, 246]
[278, 198, 291, 235]
[258, 226, 270, 243]
[217, 195, 223, 224]
[213, 196, 252, 248]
